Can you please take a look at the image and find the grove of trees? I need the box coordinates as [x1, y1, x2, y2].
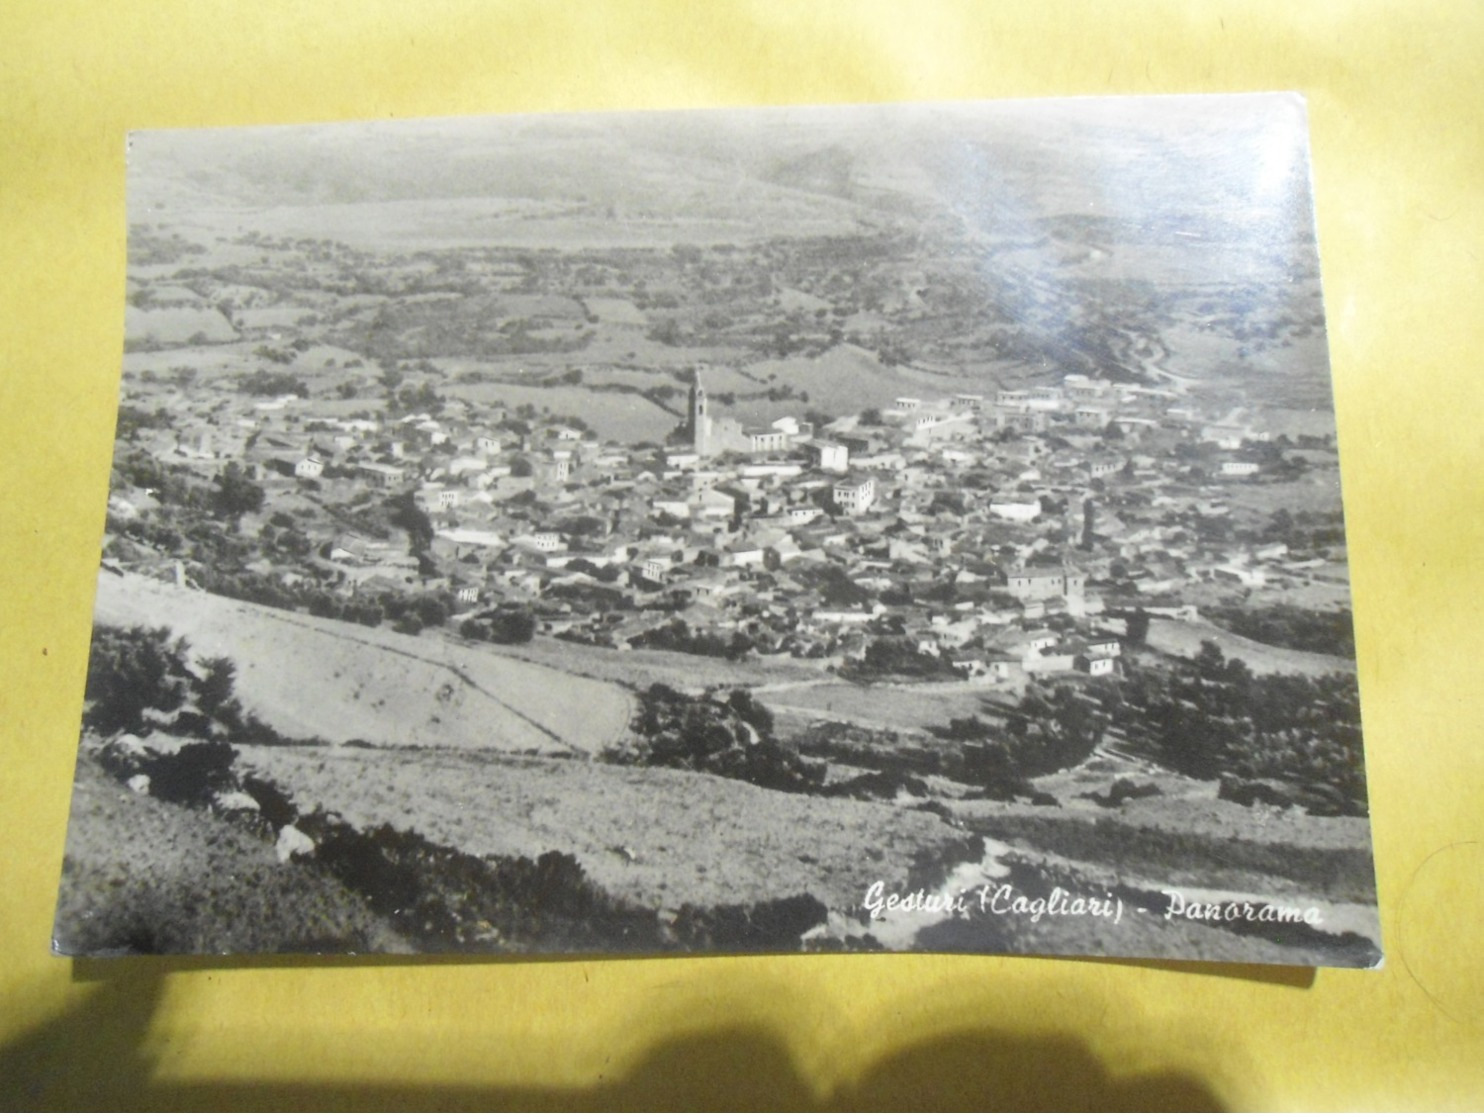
[1093, 642, 1367, 815]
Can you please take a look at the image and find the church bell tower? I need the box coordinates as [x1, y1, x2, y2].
[689, 366, 711, 456]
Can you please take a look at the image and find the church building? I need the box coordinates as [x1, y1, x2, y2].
[688, 366, 796, 459]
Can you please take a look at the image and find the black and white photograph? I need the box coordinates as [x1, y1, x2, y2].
[54, 94, 1380, 966]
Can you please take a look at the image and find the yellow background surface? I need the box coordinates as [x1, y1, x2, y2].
[3, 2, 1482, 1108]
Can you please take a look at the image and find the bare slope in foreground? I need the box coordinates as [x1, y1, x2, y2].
[93, 572, 632, 755]
[54, 753, 408, 955]
[235, 743, 971, 913]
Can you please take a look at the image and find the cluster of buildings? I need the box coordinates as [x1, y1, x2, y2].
[118, 361, 1334, 686]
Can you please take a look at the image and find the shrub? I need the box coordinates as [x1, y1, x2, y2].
[616, 685, 825, 795]
[84, 625, 194, 737]
[670, 894, 828, 952]
[461, 607, 536, 645]
[842, 638, 961, 682]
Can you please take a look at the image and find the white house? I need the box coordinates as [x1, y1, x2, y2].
[832, 477, 876, 515]
[1077, 653, 1118, 676]
[653, 499, 692, 520]
[447, 456, 488, 478]
[724, 541, 765, 567]
[360, 463, 407, 489]
[785, 506, 822, 526]
[641, 557, 673, 582]
[1005, 567, 1086, 601]
[812, 441, 849, 474]
[989, 499, 1041, 523]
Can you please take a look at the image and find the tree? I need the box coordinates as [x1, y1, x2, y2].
[84, 625, 194, 736]
[804, 409, 835, 430]
[557, 514, 605, 538]
[395, 382, 444, 415]
[1266, 507, 1295, 542]
[1194, 639, 1226, 681]
[468, 608, 537, 644]
[387, 490, 434, 553]
[649, 319, 680, 346]
[727, 689, 775, 736]
[212, 462, 264, 523]
[196, 656, 237, 718]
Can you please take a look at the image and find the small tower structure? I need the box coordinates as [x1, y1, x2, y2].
[689, 366, 713, 457]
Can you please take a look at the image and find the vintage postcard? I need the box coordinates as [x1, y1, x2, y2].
[55, 94, 1380, 966]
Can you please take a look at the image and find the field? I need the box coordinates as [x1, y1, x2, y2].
[1161, 321, 1336, 414]
[125, 306, 237, 346]
[444, 380, 679, 444]
[122, 340, 366, 383]
[734, 345, 949, 422]
[233, 743, 969, 913]
[758, 679, 1000, 732]
[157, 190, 867, 252]
[911, 738, 1382, 964]
[93, 573, 633, 755]
[1220, 475, 1348, 522]
[1145, 617, 1354, 677]
[485, 636, 829, 692]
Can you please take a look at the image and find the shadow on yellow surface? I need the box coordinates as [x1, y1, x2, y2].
[1, 956, 1234, 1110]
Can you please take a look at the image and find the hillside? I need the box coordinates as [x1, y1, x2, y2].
[92, 572, 633, 755]
[54, 752, 407, 955]
[736, 344, 946, 421]
[1145, 617, 1354, 678]
[232, 742, 972, 912]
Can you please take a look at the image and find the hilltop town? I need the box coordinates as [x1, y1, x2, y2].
[106, 325, 1351, 688]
